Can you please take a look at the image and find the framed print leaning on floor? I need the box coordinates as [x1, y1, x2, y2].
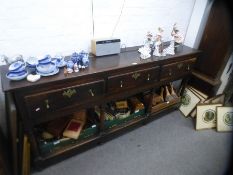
[179, 88, 200, 117]
[196, 103, 222, 130]
[217, 106, 233, 132]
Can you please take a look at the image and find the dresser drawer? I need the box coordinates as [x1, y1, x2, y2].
[24, 80, 105, 118]
[107, 66, 160, 94]
[160, 58, 196, 80]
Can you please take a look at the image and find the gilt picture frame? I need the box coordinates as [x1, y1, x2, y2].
[189, 86, 208, 99]
[188, 87, 208, 118]
[204, 93, 225, 104]
[217, 106, 233, 132]
[179, 88, 200, 117]
[196, 103, 222, 130]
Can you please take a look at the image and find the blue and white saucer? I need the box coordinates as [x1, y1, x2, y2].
[36, 67, 59, 77]
[7, 70, 27, 77]
[36, 62, 56, 74]
[6, 70, 28, 81]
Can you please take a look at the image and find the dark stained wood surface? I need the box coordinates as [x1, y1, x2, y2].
[190, 0, 232, 96]
[195, 0, 232, 81]
[1, 45, 201, 174]
[0, 45, 200, 92]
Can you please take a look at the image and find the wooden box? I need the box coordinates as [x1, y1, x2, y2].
[151, 97, 181, 114]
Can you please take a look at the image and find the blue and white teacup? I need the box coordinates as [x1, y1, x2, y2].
[53, 55, 64, 67]
[8, 61, 25, 71]
[26, 57, 38, 66]
[38, 55, 51, 65]
[8, 54, 24, 64]
[66, 60, 74, 69]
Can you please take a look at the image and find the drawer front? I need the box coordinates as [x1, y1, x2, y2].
[24, 80, 105, 118]
[107, 66, 160, 94]
[160, 58, 196, 80]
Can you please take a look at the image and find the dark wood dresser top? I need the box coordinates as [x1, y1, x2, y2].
[0, 45, 200, 92]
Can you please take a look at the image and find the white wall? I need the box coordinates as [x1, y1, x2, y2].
[0, 0, 196, 59]
[217, 53, 233, 94]
[184, 0, 210, 48]
[0, 0, 93, 58]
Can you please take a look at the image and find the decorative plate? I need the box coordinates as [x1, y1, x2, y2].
[7, 70, 27, 77]
[36, 62, 56, 74]
[36, 67, 59, 77]
[6, 70, 28, 81]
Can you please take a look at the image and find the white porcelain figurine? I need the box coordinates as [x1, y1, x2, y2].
[171, 23, 184, 46]
[153, 27, 165, 57]
[138, 31, 154, 59]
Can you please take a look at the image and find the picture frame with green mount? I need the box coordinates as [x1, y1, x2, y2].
[196, 103, 222, 130]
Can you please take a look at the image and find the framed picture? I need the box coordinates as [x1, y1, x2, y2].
[204, 93, 225, 104]
[217, 107, 233, 132]
[211, 94, 225, 104]
[196, 104, 222, 130]
[188, 87, 208, 118]
[179, 88, 201, 117]
[189, 86, 208, 99]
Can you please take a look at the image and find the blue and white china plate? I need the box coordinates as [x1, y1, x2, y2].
[7, 70, 27, 77]
[8, 61, 25, 71]
[36, 67, 59, 77]
[6, 70, 28, 81]
[36, 62, 56, 74]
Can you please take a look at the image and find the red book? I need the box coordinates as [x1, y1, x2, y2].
[63, 119, 84, 139]
[67, 122, 81, 132]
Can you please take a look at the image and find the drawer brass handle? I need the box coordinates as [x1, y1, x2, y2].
[177, 63, 183, 69]
[63, 89, 77, 98]
[132, 72, 140, 80]
[147, 74, 150, 81]
[169, 69, 172, 76]
[89, 89, 95, 97]
[120, 81, 123, 88]
[45, 100, 50, 109]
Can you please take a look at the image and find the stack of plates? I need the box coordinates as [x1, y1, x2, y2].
[36, 55, 59, 76]
[6, 61, 28, 81]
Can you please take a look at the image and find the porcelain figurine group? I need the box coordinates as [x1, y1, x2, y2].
[138, 23, 184, 59]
